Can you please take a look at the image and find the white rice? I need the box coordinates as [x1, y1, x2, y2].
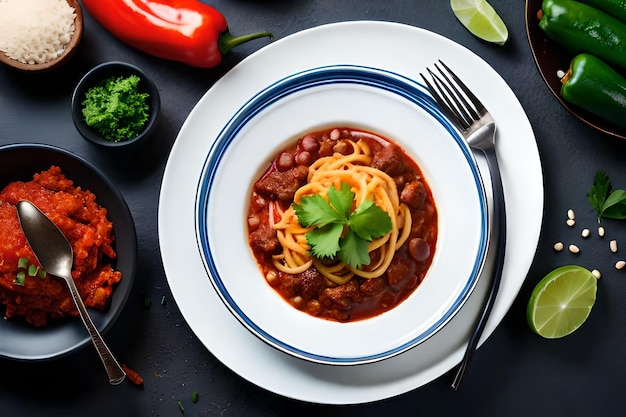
[0, 0, 76, 65]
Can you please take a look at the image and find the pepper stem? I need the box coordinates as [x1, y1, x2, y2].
[218, 30, 273, 55]
[561, 68, 572, 85]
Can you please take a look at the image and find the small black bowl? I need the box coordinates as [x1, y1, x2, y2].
[0, 143, 137, 360]
[71, 61, 161, 148]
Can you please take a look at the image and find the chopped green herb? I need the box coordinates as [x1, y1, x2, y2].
[143, 295, 152, 309]
[177, 400, 185, 413]
[160, 295, 167, 306]
[14, 271, 25, 286]
[293, 182, 392, 269]
[81, 74, 150, 142]
[588, 171, 626, 221]
[37, 268, 47, 279]
[15, 258, 46, 283]
[190, 391, 199, 403]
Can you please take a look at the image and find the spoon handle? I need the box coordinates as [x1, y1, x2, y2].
[65, 275, 126, 385]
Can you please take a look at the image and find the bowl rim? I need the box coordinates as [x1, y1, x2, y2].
[0, 0, 83, 72]
[0, 142, 137, 361]
[71, 61, 161, 147]
[195, 64, 489, 365]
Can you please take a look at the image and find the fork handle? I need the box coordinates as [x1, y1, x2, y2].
[451, 146, 506, 390]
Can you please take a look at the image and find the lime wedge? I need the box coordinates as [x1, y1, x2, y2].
[450, 0, 509, 45]
[527, 265, 598, 339]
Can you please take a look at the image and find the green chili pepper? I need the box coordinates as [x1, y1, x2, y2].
[540, 0, 626, 70]
[576, 0, 626, 23]
[560, 53, 626, 129]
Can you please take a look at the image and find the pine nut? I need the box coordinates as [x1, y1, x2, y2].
[599, 226, 605, 237]
[581, 228, 590, 238]
[569, 244, 580, 254]
[567, 209, 575, 220]
[610, 240, 618, 253]
[592, 269, 601, 279]
[616, 260, 626, 270]
[566, 219, 576, 227]
[553, 242, 564, 251]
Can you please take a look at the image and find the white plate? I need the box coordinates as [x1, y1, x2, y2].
[159, 21, 542, 404]
[194, 65, 488, 365]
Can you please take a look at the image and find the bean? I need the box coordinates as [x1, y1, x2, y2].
[275, 152, 294, 171]
[247, 215, 260, 231]
[300, 134, 320, 152]
[610, 240, 618, 253]
[599, 226, 605, 237]
[592, 269, 601, 279]
[409, 238, 430, 262]
[266, 270, 278, 284]
[295, 150, 314, 166]
[569, 244, 580, 254]
[553, 242, 564, 251]
[581, 228, 590, 238]
[567, 209, 575, 220]
[616, 260, 626, 270]
[566, 219, 575, 227]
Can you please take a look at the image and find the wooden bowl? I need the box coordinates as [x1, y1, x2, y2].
[0, 0, 83, 72]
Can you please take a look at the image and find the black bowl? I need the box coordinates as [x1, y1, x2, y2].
[0, 143, 137, 360]
[71, 61, 161, 148]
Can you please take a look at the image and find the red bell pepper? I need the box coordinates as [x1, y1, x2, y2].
[81, 0, 272, 68]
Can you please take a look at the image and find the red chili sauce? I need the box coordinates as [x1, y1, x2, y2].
[247, 127, 438, 322]
[0, 166, 121, 327]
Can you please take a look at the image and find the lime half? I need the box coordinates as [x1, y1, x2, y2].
[527, 265, 598, 339]
[450, 0, 509, 45]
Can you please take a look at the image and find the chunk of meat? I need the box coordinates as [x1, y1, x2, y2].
[249, 221, 279, 254]
[371, 144, 406, 176]
[278, 268, 327, 300]
[385, 251, 417, 291]
[400, 180, 427, 209]
[254, 165, 309, 201]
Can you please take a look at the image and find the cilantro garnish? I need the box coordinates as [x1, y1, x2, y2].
[588, 171, 626, 221]
[292, 182, 393, 269]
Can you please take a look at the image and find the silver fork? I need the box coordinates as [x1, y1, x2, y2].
[420, 61, 507, 390]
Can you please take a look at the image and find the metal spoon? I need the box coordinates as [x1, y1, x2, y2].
[16, 200, 125, 385]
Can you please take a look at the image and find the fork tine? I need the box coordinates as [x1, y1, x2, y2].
[432, 64, 481, 128]
[429, 66, 476, 129]
[437, 60, 486, 116]
[420, 72, 469, 130]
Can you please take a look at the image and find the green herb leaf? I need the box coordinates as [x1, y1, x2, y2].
[327, 182, 354, 218]
[349, 199, 393, 240]
[588, 171, 626, 221]
[338, 229, 371, 269]
[588, 171, 611, 219]
[600, 189, 626, 219]
[293, 193, 344, 227]
[293, 182, 392, 269]
[306, 223, 343, 259]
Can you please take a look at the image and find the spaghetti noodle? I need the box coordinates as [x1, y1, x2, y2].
[269, 139, 412, 285]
